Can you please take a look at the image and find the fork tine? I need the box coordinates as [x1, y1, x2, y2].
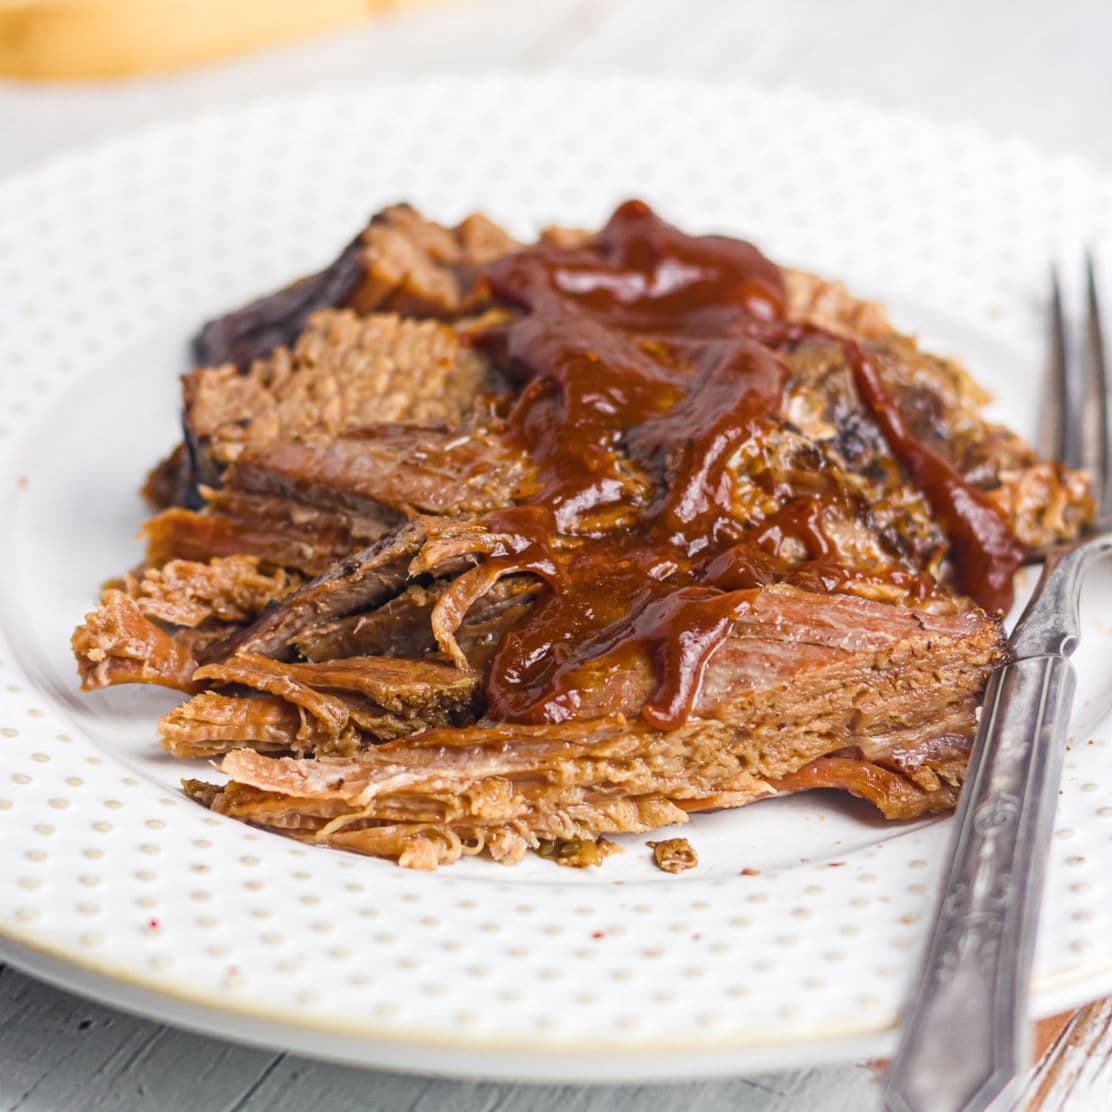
[1047, 265, 1084, 470]
[1084, 251, 1109, 516]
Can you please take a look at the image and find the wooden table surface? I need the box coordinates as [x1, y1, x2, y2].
[2, 2, 1112, 1108]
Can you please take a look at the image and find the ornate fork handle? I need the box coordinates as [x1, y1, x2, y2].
[884, 536, 1112, 1112]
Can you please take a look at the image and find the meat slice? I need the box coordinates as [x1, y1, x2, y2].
[162, 653, 480, 757]
[346, 203, 521, 319]
[183, 584, 1005, 867]
[223, 425, 534, 519]
[197, 654, 478, 721]
[208, 517, 479, 661]
[184, 310, 499, 489]
[193, 204, 521, 371]
[160, 693, 311, 757]
[143, 423, 531, 579]
[292, 574, 542, 666]
[119, 555, 300, 628]
[773, 753, 963, 820]
[486, 584, 1004, 738]
[143, 489, 396, 577]
[291, 580, 447, 662]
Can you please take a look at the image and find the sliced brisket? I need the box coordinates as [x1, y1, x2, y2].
[187, 582, 1001, 868]
[162, 653, 480, 757]
[291, 573, 542, 666]
[223, 425, 533, 519]
[142, 492, 395, 577]
[72, 201, 1095, 872]
[193, 204, 521, 371]
[184, 310, 499, 489]
[208, 516, 480, 662]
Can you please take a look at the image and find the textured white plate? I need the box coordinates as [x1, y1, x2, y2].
[1, 76, 1112, 1084]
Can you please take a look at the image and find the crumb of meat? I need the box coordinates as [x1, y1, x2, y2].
[536, 836, 623, 868]
[647, 838, 699, 874]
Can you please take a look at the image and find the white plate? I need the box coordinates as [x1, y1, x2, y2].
[1, 76, 1111, 1084]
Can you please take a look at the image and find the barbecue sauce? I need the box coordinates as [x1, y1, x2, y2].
[842, 342, 1023, 614]
[474, 200, 1020, 728]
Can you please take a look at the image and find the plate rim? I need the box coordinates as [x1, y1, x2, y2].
[1, 919, 1106, 1083]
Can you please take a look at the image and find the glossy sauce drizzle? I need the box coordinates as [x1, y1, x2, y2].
[473, 200, 1021, 728]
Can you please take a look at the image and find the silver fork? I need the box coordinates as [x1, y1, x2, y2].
[882, 257, 1112, 1112]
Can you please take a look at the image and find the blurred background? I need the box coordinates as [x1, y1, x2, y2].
[0, 0, 1108, 175]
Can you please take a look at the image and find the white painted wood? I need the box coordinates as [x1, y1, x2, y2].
[1019, 999, 1112, 1110]
[0, 966, 886, 1111]
[0, 964, 276, 1111]
[3, 0, 1112, 1108]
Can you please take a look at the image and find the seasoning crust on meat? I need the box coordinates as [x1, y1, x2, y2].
[72, 200, 1092, 870]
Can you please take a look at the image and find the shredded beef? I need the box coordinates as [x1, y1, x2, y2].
[120, 555, 300, 628]
[142, 490, 396, 577]
[207, 517, 478, 662]
[73, 591, 199, 693]
[188, 581, 995, 868]
[71, 201, 1095, 871]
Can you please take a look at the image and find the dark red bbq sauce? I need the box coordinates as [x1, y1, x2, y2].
[472, 199, 1020, 729]
[842, 341, 1024, 614]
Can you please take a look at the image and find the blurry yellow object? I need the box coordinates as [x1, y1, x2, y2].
[0, 0, 431, 79]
